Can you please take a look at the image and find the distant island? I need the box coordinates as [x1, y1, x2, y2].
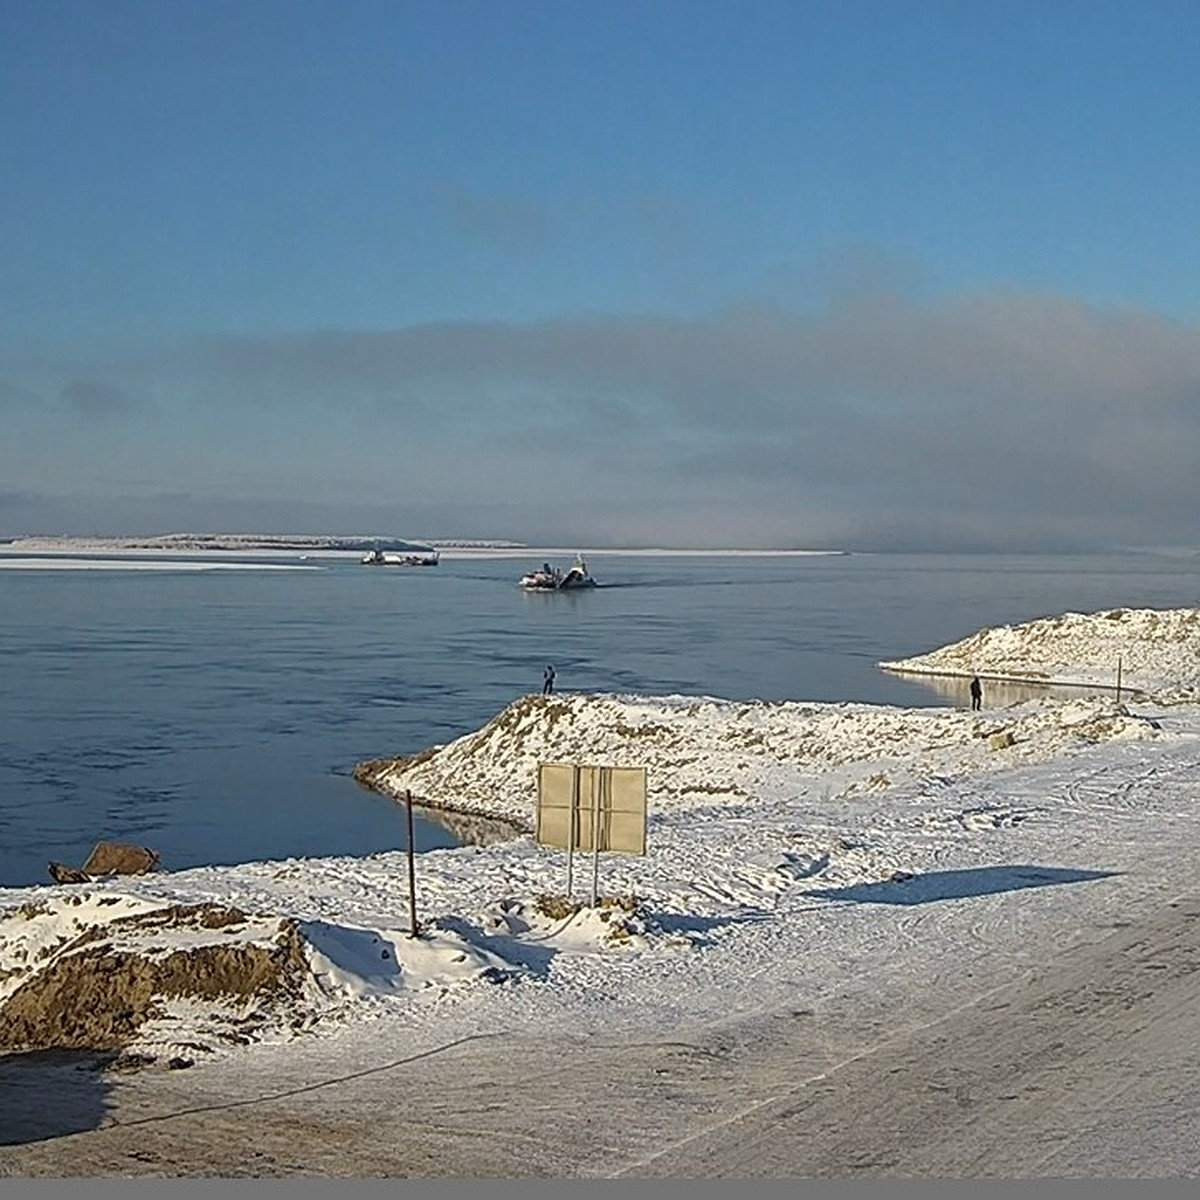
[1, 534, 525, 553]
[1, 536, 847, 556]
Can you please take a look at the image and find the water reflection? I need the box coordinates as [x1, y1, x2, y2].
[886, 672, 1136, 709]
[416, 803, 526, 847]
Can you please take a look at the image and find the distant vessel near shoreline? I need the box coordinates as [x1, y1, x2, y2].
[361, 547, 440, 567]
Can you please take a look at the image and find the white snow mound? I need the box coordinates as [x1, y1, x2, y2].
[880, 606, 1200, 702]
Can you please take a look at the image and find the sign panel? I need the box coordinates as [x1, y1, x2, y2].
[536, 763, 647, 855]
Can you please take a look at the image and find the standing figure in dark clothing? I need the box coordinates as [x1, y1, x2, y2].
[969, 675, 982, 711]
[543, 664, 556, 695]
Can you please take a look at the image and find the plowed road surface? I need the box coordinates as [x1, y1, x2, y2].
[3, 896, 1199, 1176]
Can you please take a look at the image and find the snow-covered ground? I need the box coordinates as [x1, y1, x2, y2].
[3, 606, 1200, 1081]
[881, 605, 1200, 701]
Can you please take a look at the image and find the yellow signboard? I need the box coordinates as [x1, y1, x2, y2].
[536, 763, 647, 855]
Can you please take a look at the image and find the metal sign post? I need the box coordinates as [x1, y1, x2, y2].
[590, 766, 606, 907]
[405, 790, 419, 938]
[565, 765, 579, 900]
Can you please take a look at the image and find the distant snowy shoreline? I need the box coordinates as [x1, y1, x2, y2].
[1, 533, 477, 554]
[0, 535, 847, 560]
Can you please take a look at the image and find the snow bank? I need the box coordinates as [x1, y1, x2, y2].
[0, 891, 517, 1065]
[356, 689, 1164, 828]
[880, 606, 1200, 702]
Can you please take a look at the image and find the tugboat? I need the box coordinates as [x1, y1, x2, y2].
[519, 554, 597, 591]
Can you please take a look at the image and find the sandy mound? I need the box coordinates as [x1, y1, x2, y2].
[48, 840, 161, 884]
[0, 892, 520, 1063]
[0, 899, 308, 1056]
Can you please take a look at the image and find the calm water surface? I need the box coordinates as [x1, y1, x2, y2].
[1, 550, 1198, 887]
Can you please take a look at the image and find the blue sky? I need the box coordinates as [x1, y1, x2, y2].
[3, 0, 1200, 549]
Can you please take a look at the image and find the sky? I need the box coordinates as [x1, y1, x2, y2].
[2, 0, 1200, 551]
[3, 606, 1200, 1171]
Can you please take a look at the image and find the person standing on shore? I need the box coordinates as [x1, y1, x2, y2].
[543, 664, 556, 695]
[970, 675, 982, 711]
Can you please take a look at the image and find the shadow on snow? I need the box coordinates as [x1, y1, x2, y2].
[648, 910, 774, 947]
[803, 864, 1120, 906]
[434, 914, 559, 979]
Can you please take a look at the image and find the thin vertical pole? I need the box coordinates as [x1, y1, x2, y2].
[405, 790, 418, 938]
[1116, 655, 1123, 704]
[566, 766, 578, 899]
[590, 767, 606, 907]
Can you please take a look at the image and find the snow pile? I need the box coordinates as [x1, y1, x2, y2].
[0, 891, 514, 1064]
[880, 606, 1200, 701]
[0, 893, 305, 1061]
[355, 690, 1164, 827]
[299, 917, 512, 1001]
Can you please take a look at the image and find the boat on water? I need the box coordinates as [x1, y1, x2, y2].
[519, 554, 597, 591]
[361, 547, 440, 567]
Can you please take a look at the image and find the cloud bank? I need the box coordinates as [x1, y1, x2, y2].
[3, 290, 1199, 550]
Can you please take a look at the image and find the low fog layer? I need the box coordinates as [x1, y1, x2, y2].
[4, 292, 1200, 550]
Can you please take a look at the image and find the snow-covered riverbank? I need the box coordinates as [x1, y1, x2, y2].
[3, 606, 1200, 1079]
